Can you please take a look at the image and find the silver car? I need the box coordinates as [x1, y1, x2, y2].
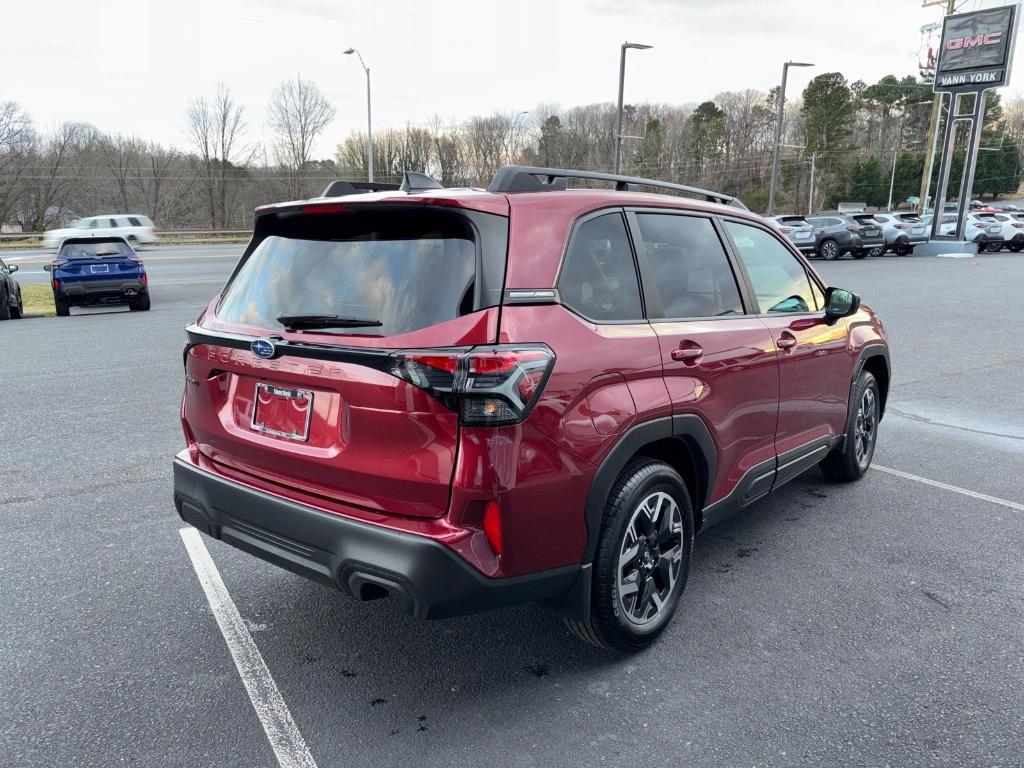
[988, 212, 1024, 252]
[765, 215, 816, 254]
[923, 213, 1003, 249]
[872, 212, 929, 255]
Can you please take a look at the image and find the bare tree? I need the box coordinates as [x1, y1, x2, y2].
[0, 101, 34, 226]
[130, 142, 185, 224]
[186, 84, 251, 227]
[24, 122, 96, 231]
[267, 76, 336, 197]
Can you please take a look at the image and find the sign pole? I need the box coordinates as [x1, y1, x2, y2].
[923, 2, 1018, 246]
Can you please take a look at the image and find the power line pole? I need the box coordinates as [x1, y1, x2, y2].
[918, 0, 956, 214]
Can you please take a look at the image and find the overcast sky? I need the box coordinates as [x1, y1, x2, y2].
[2, 0, 1019, 159]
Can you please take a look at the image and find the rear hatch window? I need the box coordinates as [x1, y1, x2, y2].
[852, 215, 880, 226]
[218, 206, 504, 337]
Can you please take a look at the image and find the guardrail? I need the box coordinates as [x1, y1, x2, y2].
[0, 229, 253, 244]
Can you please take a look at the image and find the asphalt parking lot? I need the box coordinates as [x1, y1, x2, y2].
[2, 247, 1022, 768]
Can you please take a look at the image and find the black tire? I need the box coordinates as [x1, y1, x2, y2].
[127, 235, 139, 247]
[1010, 242, 1023, 253]
[820, 370, 880, 483]
[851, 249, 868, 259]
[0, 290, 10, 320]
[819, 239, 839, 261]
[55, 296, 70, 317]
[11, 290, 22, 319]
[986, 242, 1003, 252]
[895, 243, 912, 256]
[868, 246, 883, 257]
[129, 293, 151, 311]
[564, 458, 695, 652]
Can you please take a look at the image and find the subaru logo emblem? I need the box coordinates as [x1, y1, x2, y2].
[250, 338, 276, 359]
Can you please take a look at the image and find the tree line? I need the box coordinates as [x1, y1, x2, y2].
[2, 71, 1023, 232]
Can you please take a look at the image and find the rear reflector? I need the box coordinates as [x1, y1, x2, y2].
[483, 501, 503, 555]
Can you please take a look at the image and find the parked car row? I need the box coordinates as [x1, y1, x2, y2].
[768, 205, 1024, 258]
[766, 212, 885, 260]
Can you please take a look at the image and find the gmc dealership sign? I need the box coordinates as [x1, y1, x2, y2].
[935, 5, 1018, 92]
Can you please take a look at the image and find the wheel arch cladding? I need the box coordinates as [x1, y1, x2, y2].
[861, 354, 889, 417]
[582, 415, 716, 562]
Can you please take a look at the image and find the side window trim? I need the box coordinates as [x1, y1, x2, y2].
[555, 207, 647, 325]
[718, 215, 826, 316]
[624, 207, 753, 321]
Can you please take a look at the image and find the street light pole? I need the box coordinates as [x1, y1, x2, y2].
[614, 41, 652, 174]
[768, 61, 813, 215]
[508, 110, 529, 163]
[344, 47, 373, 182]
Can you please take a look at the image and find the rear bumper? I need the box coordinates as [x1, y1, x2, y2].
[172, 455, 584, 619]
[57, 279, 146, 301]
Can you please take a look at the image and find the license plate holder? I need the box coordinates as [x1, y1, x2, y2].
[251, 383, 313, 442]
[90, 264, 109, 274]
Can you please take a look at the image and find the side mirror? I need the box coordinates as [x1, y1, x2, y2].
[7, 264, 17, 273]
[824, 287, 860, 324]
[42, 264, 54, 272]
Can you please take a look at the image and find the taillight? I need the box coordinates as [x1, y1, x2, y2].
[847, 226, 865, 233]
[779, 227, 793, 234]
[388, 344, 555, 427]
[1012, 223, 1024, 229]
[894, 223, 909, 229]
[52, 278, 60, 289]
[140, 272, 148, 284]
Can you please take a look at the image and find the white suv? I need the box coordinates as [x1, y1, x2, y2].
[42, 215, 158, 250]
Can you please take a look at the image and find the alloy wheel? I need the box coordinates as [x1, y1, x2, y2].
[617, 491, 684, 627]
[854, 387, 877, 467]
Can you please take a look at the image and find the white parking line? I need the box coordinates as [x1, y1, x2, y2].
[179, 528, 319, 768]
[874, 465, 1024, 512]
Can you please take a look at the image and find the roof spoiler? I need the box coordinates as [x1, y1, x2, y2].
[487, 165, 747, 209]
[321, 180, 400, 197]
[320, 172, 446, 198]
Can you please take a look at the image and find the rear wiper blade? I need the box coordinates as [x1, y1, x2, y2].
[276, 313, 383, 329]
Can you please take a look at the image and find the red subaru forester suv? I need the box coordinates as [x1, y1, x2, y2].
[175, 167, 889, 651]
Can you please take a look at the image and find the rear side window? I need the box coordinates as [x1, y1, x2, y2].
[217, 208, 482, 336]
[107, 219, 118, 228]
[637, 214, 743, 319]
[559, 212, 643, 322]
[127, 217, 142, 227]
[725, 221, 818, 313]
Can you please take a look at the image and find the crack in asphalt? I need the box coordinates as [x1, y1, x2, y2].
[887, 406, 1024, 442]
[0, 476, 164, 506]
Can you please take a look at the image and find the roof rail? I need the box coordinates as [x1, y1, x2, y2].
[321, 180, 400, 197]
[487, 165, 747, 209]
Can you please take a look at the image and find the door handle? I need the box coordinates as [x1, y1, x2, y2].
[776, 332, 797, 350]
[671, 341, 704, 363]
